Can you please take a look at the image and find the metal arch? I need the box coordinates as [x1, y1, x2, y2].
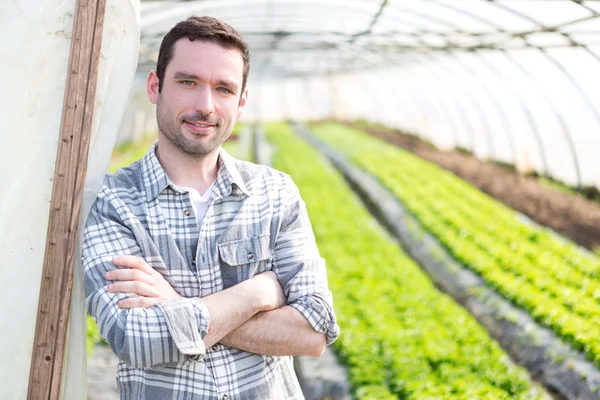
[325, 73, 344, 120]
[380, 51, 470, 149]
[351, 71, 403, 127]
[413, 52, 494, 158]
[428, 0, 597, 51]
[395, 74, 443, 145]
[226, 1, 397, 78]
[280, 79, 293, 122]
[427, 0, 520, 32]
[352, 60, 440, 142]
[139, 0, 599, 50]
[373, 65, 441, 140]
[499, 49, 583, 188]
[385, 2, 473, 33]
[386, 64, 453, 147]
[322, 71, 392, 127]
[141, 0, 385, 32]
[255, 39, 412, 78]
[423, 0, 591, 186]
[398, 56, 474, 151]
[482, 0, 600, 187]
[487, 0, 600, 127]
[137, 4, 599, 76]
[270, 30, 424, 72]
[341, 1, 479, 87]
[141, 0, 492, 61]
[573, 0, 600, 15]
[401, 61, 463, 147]
[382, 3, 546, 173]
[375, 3, 512, 160]
[349, 0, 389, 40]
[538, 46, 600, 125]
[327, 31, 481, 151]
[382, 4, 500, 158]
[252, 44, 386, 77]
[472, 52, 550, 176]
[135, 3, 589, 173]
[443, 51, 519, 167]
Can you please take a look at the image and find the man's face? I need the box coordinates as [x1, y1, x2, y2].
[147, 39, 247, 157]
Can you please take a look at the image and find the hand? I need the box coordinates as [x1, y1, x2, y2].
[105, 255, 182, 308]
[251, 271, 286, 312]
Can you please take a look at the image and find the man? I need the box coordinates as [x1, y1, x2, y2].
[83, 16, 339, 400]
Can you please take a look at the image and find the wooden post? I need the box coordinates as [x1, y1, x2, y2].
[27, 0, 106, 398]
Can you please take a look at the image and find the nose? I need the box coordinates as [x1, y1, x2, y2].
[194, 86, 215, 115]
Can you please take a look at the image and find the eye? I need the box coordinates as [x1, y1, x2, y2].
[217, 87, 233, 94]
[180, 80, 195, 86]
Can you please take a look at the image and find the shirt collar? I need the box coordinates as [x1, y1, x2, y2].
[215, 147, 250, 198]
[141, 142, 250, 202]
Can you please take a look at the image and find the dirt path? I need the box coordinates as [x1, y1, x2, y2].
[87, 344, 119, 400]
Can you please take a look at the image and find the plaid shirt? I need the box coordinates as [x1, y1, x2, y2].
[83, 144, 339, 400]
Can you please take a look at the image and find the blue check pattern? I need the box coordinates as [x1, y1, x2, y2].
[83, 143, 339, 400]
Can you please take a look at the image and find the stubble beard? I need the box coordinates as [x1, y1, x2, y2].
[156, 98, 232, 157]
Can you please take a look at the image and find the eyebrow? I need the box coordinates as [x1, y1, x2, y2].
[173, 72, 200, 80]
[173, 72, 239, 92]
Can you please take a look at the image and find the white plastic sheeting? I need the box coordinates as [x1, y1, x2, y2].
[129, 0, 600, 188]
[0, 1, 139, 398]
[116, 72, 157, 146]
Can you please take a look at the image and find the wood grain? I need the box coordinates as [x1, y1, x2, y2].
[27, 0, 107, 398]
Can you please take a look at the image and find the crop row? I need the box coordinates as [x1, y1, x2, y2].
[266, 122, 542, 399]
[310, 121, 600, 365]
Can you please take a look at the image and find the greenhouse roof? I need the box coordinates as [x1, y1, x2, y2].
[133, 1, 600, 189]
[139, 0, 600, 77]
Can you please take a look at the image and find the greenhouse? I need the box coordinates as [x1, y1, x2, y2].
[2, 0, 600, 399]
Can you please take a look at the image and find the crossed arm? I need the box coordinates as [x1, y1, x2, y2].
[84, 179, 338, 368]
[105, 255, 326, 357]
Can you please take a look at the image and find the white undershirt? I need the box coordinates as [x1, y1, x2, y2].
[172, 182, 216, 229]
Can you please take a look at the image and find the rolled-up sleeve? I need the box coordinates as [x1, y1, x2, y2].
[83, 188, 210, 368]
[273, 178, 340, 344]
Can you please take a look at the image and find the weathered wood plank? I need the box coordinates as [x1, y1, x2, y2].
[27, 1, 107, 399]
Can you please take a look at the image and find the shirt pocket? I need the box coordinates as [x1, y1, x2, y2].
[217, 234, 273, 288]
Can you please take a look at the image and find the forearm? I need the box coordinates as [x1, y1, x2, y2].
[90, 279, 264, 367]
[87, 293, 209, 368]
[201, 279, 265, 348]
[219, 305, 326, 357]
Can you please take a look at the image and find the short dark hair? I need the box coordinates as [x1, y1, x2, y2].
[156, 16, 250, 93]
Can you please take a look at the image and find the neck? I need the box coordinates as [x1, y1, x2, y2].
[155, 136, 219, 195]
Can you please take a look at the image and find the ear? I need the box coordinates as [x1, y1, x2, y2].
[147, 70, 159, 104]
[237, 89, 248, 119]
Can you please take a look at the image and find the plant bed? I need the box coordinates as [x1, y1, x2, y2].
[308, 122, 600, 368]
[326, 119, 600, 253]
[295, 122, 600, 400]
[266, 122, 546, 400]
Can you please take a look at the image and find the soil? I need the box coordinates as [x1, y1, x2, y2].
[353, 123, 600, 251]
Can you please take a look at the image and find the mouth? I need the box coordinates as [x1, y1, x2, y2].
[183, 120, 217, 134]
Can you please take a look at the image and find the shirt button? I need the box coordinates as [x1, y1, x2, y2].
[222, 395, 228, 400]
[247, 253, 254, 260]
[184, 210, 191, 216]
[191, 260, 196, 266]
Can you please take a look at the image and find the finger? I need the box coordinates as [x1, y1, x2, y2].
[117, 296, 157, 309]
[107, 281, 155, 297]
[104, 268, 151, 283]
[112, 256, 154, 274]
